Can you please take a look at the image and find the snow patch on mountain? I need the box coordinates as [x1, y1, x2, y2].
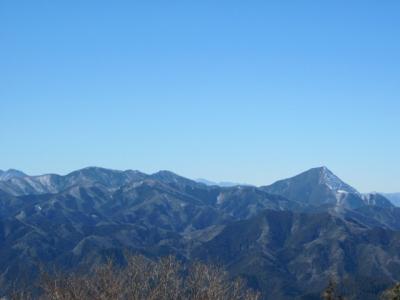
[319, 167, 359, 194]
[216, 193, 225, 205]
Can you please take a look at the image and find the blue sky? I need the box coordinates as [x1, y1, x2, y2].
[1, 1, 399, 192]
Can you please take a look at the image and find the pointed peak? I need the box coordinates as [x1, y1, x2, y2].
[304, 167, 358, 194]
[320, 166, 332, 173]
[301, 166, 340, 181]
[307, 166, 334, 175]
[267, 166, 359, 195]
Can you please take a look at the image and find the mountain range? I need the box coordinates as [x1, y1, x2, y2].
[0, 166, 399, 299]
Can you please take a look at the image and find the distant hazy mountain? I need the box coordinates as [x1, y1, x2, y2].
[0, 166, 397, 299]
[196, 178, 245, 187]
[383, 193, 400, 206]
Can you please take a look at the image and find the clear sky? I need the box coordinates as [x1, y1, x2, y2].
[1, 1, 399, 192]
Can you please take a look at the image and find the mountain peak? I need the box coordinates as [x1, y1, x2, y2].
[151, 170, 185, 181]
[262, 167, 360, 207]
[68, 166, 122, 175]
[307, 166, 334, 177]
[0, 169, 27, 181]
[315, 165, 330, 172]
[302, 166, 359, 194]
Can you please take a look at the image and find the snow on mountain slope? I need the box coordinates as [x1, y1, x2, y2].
[262, 167, 392, 209]
[0, 169, 27, 181]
